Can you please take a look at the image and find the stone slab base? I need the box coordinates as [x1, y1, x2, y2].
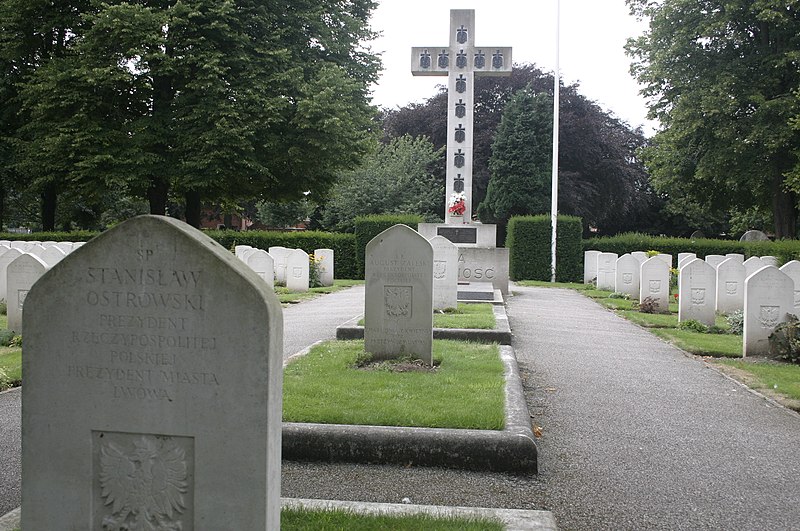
[282, 345, 537, 472]
[335, 304, 511, 344]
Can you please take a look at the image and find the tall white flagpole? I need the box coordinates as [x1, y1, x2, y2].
[550, 0, 560, 283]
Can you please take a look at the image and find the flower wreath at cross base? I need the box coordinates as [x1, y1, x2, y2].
[447, 191, 466, 216]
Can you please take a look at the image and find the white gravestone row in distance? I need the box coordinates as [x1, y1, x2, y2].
[235, 245, 335, 290]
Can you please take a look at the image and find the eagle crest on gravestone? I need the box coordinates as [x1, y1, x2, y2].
[691, 288, 705, 305]
[759, 305, 780, 328]
[385, 286, 412, 319]
[99, 435, 188, 531]
[726, 281, 738, 295]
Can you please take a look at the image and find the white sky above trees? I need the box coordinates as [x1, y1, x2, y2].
[367, 0, 658, 136]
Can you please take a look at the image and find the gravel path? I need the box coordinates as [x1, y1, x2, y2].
[4, 284, 800, 530]
[0, 388, 20, 517]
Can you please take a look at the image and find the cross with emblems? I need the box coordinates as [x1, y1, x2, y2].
[411, 9, 512, 224]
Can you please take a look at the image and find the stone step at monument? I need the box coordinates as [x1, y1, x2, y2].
[458, 281, 501, 303]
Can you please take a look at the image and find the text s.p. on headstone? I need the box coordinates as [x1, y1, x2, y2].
[22, 215, 283, 530]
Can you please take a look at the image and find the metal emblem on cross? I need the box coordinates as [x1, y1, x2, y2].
[411, 9, 512, 223]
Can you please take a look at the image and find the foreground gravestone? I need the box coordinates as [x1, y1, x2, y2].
[678, 258, 716, 326]
[6, 253, 48, 333]
[285, 249, 310, 292]
[22, 215, 283, 530]
[640, 256, 671, 312]
[430, 235, 459, 309]
[615, 253, 640, 298]
[365, 224, 433, 364]
[314, 248, 334, 287]
[743, 266, 793, 356]
[596, 252, 618, 291]
[716, 258, 746, 314]
[584, 250, 601, 284]
[779, 260, 800, 313]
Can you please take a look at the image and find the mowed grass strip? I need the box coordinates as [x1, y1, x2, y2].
[0, 346, 21, 389]
[649, 328, 742, 358]
[276, 279, 363, 304]
[434, 303, 495, 329]
[281, 507, 503, 530]
[714, 360, 800, 401]
[283, 339, 505, 430]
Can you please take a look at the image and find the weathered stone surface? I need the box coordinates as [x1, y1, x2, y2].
[22, 215, 283, 530]
[678, 259, 716, 326]
[429, 236, 458, 310]
[614, 254, 640, 298]
[364, 224, 433, 363]
[716, 258, 746, 314]
[457, 247, 509, 295]
[779, 260, 800, 313]
[743, 266, 793, 357]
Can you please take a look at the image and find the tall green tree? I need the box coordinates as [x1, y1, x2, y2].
[626, 0, 800, 238]
[320, 135, 444, 232]
[1, 0, 380, 229]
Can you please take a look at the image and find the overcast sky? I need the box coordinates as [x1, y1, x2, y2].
[367, 0, 658, 135]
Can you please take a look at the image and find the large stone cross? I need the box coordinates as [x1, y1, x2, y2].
[412, 9, 512, 224]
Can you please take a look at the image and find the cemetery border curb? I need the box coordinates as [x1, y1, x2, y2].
[282, 345, 538, 472]
[334, 304, 512, 345]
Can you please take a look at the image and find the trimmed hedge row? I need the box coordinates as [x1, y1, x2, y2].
[506, 215, 583, 282]
[354, 214, 424, 277]
[0, 231, 96, 242]
[207, 230, 358, 279]
[584, 233, 800, 265]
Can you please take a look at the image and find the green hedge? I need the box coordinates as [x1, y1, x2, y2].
[0, 231, 97, 242]
[354, 214, 424, 277]
[506, 215, 583, 281]
[583, 233, 800, 265]
[207, 230, 358, 279]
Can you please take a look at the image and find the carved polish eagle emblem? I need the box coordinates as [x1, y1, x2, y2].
[99, 435, 188, 531]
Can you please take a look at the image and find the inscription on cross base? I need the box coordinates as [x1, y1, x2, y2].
[411, 9, 512, 224]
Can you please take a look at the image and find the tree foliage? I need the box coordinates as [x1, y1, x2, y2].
[382, 64, 654, 235]
[626, 0, 800, 238]
[0, 0, 380, 229]
[321, 135, 444, 232]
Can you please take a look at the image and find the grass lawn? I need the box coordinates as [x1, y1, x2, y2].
[0, 346, 22, 390]
[283, 339, 505, 430]
[714, 360, 800, 401]
[650, 328, 742, 357]
[357, 303, 496, 329]
[281, 508, 503, 530]
[276, 279, 362, 304]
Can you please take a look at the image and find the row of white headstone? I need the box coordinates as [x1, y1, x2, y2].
[0, 241, 87, 333]
[585, 250, 800, 356]
[233, 245, 333, 292]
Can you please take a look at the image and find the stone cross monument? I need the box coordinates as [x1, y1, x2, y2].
[412, 9, 512, 224]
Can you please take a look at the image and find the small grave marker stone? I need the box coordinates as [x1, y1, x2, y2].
[640, 256, 671, 312]
[678, 258, 716, 326]
[285, 249, 310, 292]
[268, 246, 290, 285]
[584, 250, 601, 284]
[761, 255, 779, 267]
[39, 245, 67, 267]
[743, 256, 766, 278]
[246, 249, 275, 289]
[655, 253, 673, 268]
[678, 253, 696, 267]
[615, 254, 640, 298]
[779, 260, 800, 313]
[725, 253, 745, 264]
[704, 255, 726, 269]
[631, 251, 648, 263]
[7, 253, 48, 332]
[364, 224, 433, 364]
[716, 258, 746, 314]
[743, 266, 793, 356]
[314, 248, 334, 287]
[22, 215, 283, 529]
[430, 235, 459, 309]
[0, 248, 23, 302]
[596, 252, 618, 291]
